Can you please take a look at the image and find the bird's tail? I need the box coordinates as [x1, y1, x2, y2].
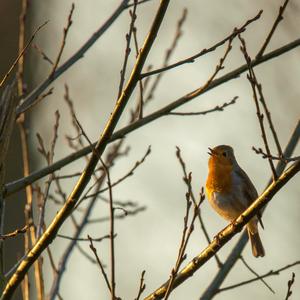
[247, 223, 265, 258]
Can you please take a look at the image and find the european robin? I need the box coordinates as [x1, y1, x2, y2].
[205, 145, 265, 257]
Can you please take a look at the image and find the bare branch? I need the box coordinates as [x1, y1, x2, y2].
[169, 96, 237, 116]
[239, 256, 274, 294]
[49, 3, 75, 77]
[0, 225, 31, 240]
[32, 43, 54, 65]
[141, 10, 262, 79]
[0, 21, 48, 88]
[144, 160, 300, 300]
[88, 235, 112, 293]
[117, 0, 138, 98]
[252, 146, 299, 162]
[239, 35, 278, 180]
[217, 261, 299, 294]
[57, 233, 111, 242]
[256, 0, 290, 58]
[16, 0, 130, 116]
[135, 270, 146, 300]
[285, 272, 296, 300]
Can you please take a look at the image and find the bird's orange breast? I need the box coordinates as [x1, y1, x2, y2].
[206, 159, 233, 197]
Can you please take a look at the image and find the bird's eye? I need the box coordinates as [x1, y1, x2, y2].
[222, 152, 227, 157]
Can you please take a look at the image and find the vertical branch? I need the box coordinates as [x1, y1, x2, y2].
[17, 1, 45, 299]
[256, 83, 283, 158]
[239, 35, 277, 180]
[285, 272, 295, 300]
[101, 159, 116, 299]
[117, 0, 138, 98]
[88, 235, 112, 293]
[132, 26, 144, 119]
[36, 111, 60, 239]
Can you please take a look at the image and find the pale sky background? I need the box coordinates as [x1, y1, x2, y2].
[29, 1, 299, 299]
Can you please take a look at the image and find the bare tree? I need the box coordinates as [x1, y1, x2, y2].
[0, 1, 299, 300]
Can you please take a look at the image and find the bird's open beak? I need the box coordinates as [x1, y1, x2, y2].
[208, 147, 214, 156]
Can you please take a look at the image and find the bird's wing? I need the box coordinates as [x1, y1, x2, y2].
[235, 167, 264, 229]
[235, 167, 258, 204]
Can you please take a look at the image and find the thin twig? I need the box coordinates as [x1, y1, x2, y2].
[256, 0, 290, 58]
[0, 225, 31, 240]
[239, 255, 274, 294]
[217, 261, 299, 294]
[117, 0, 138, 98]
[135, 270, 146, 300]
[80, 146, 151, 203]
[0, 21, 48, 88]
[285, 272, 295, 300]
[49, 3, 75, 77]
[239, 35, 277, 180]
[88, 235, 112, 293]
[132, 25, 144, 118]
[252, 146, 299, 162]
[32, 43, 54, 65]
[76, 243, 97, 264]
[169, 96, 237, 116]
[57, 233, 111, 242]
[36, 111, 60, 239]
[256, 83, 283, 158]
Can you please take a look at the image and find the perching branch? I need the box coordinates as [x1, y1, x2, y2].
[144, 160, 300, 300]
[200, 119, 300, 300]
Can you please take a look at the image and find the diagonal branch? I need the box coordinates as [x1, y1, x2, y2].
[144, 160, 300, 300]
[256, 0, 290, 58]
[0, 1, 171, 299]
[5, 37, 300, 197]
[140, 10, 262, 79]
[16, 0, 130, 115]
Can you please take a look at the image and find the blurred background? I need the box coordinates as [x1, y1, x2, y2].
[1, 0, 299, 299]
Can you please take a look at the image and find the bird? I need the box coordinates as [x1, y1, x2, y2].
[205, 145, 265, 257]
